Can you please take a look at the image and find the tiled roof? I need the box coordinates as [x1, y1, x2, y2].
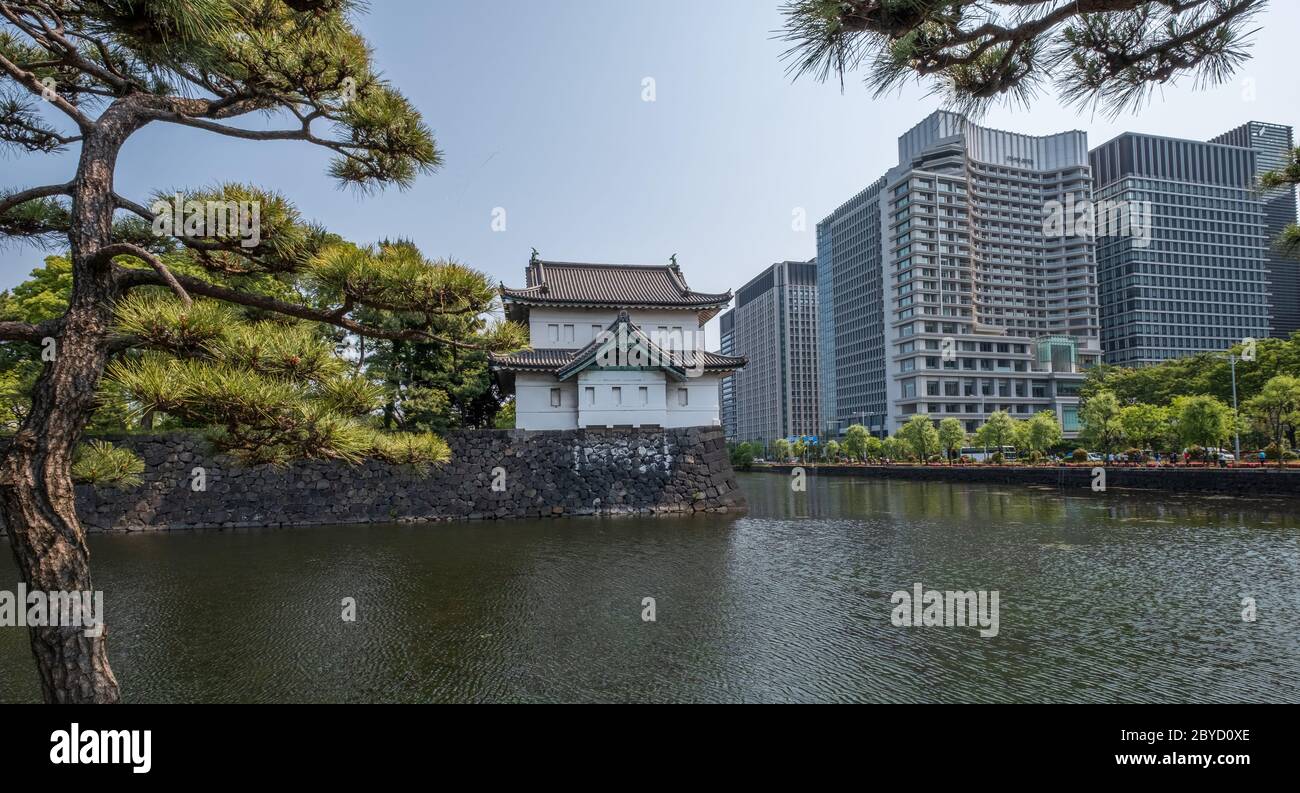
[500, 260, 732, 314]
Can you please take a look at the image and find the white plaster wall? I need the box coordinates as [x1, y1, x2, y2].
[528, 307, 706, 350]
[576, 369, 667, 427]
[515, 373, 578, 430]
[664, 374, 722, 428]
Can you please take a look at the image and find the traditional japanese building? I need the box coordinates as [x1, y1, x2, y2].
[490, 255, 746, 430]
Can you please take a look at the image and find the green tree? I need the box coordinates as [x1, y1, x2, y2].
[842, 423, 869, 461]
[729, 441, 755, 470]
[780, 0, 1264, 117]
[882, 434, 906, 462]
[974, 410, 1017, 453]
[1117, 403, 1168, 451]
[1021, 410, 1063, 457]
[898, 414, 940, 463]
[0, 1, 526, 703]
[772, 438, 792, 462]
[1172, 395, 1233, 451]
[862, 434, 883, 462]
[494, 399, 516, 429]
[1080, 391, 1123, 452]
[823, 439, 840, 462]
[937, 417, 966, 462]
[1243, 375, 1300, 466]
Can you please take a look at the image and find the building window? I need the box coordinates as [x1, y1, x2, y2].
[549, 388, 561, 408]
[612, 386, 622, 405]
[547, 324, 559, 343]
[563, 324, 574, 343]
[584, 386, 595, 406]
[677, 388, 688, 407]
[639, 386, 649, 406]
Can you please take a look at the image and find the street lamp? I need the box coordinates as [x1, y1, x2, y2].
[1221, 352, 1242, 463]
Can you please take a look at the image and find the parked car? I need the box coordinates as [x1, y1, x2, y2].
[1086, 452, 1103, 462]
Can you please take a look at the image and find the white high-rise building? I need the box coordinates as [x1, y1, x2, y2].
[818, 111, 1102, 438]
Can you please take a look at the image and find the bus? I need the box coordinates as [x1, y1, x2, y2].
[959, 446, 1018, 462]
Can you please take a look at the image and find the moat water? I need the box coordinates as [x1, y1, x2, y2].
[2, 473, 1298, 702]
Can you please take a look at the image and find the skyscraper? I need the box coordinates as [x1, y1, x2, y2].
[817, 111, 1101, 438]
[1090, 132, 1271, 364]
[719, 259, 820, 445]
[1210, 121, 1300, 339]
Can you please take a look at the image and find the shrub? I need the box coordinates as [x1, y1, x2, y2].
[1125, 447, 1144, 462]
[1027, 450, 1044, 464]
[990, 451, 1005, 464]
[1071, 448, 1088, 463]
[1264, 442, 1282, 461]
[71, 440, 145, 488]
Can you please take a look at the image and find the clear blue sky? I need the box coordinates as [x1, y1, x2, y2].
[4, 0, 1298, 345]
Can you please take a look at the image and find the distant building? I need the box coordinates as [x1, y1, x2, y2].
[718, 309, 737, 439]
[817, 111, 1100, 438]
[1090, 131, 1270, 364]
[1210, 121, 1300, 339]
[490, 257, 746, 430]
[719, 260, 820, 445]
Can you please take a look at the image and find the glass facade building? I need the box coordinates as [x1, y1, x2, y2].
[719, 260, 821, 445]
[1210, 121, 1300, 339]
[817, 111, 1099, 437]
[1090, 132, 1270, 364]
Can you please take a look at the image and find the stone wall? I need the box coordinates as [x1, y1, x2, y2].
[752, 463, 1300, 496]
[0, 427, 744, 534]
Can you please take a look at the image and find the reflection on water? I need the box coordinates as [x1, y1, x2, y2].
[2, 474, 1298, 702]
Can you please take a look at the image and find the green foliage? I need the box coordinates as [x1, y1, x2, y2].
[937, 417, 966, 461]
[898, 414, 940, 462]
[842, 423, 869, 461]
[779, 0, 1264, 117]
[1072, 448, 1088, 463]
[1242, 375, 1300, 464]
[1171, 395, 1233, 450]
[71, 441, 145, 488]
[1020, 410, 1063, 454]
[974, 410, 1017, 451]
[729, 441, 755, 470]
[823, 439, 840, 462]
[772, 438, 791, 461]
[1117, 403, 1169, 451]
[494, 400, 516, 429]
[1079, 391, 1123, 452]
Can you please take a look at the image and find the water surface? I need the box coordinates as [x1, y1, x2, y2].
[2, 474, 1297, 702]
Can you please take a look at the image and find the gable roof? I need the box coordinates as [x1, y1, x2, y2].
[490, 310, 747, 383]
[500, 259, 732, 324]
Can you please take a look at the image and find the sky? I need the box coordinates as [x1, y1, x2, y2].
[3, 0, 1299, 347]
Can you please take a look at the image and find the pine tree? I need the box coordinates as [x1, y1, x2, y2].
[0, 1, 525, 703]
[779, 0, 1266, 117]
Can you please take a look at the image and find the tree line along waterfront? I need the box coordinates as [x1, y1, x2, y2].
[730, 334, 1300, 469]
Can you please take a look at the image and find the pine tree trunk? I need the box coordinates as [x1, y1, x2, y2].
[0, 100, 143, 703]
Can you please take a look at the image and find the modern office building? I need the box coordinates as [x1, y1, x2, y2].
[718, 309, 737, 439]
[1090, 131, 1271, 364]
[1210, 121, 1299, 339]
[718, 259, 820, 444]
[817, 111, 1101, 438]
